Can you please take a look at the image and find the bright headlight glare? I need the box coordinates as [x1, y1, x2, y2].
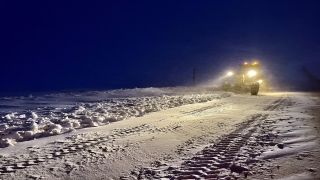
[248, 70, 257, 77]
[227, 72, 233, 76]
[258, 80, 263, 83]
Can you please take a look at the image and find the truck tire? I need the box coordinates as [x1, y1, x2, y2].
[251, 82, 260, 95]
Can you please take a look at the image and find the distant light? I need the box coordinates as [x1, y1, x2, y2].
[227, 72, 233, 76]
[244, 62, 248, 65]
[258, 80, 263, 83]
[248, 70, 257, 77]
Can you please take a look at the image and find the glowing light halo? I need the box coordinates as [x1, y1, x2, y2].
[248, 70, 257, 77]
[227, 71, 233, 76]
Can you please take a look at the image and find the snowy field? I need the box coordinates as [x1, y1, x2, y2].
[0, 87, 231, 147]
[0, 87, 319, 180]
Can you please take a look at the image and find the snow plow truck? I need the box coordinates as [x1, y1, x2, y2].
[222, 62, 268, 95]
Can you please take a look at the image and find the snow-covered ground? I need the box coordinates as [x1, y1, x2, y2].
[0, 87, 319, 180]
[0, 87, 231, 147]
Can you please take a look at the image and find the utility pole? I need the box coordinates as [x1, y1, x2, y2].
[193, 68, 196, 86]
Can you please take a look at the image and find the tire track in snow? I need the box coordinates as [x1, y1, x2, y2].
[146, 114, 267, 180]
[180, 103, 231, 116]
[126, 95, 288, 179]
[263, 93, 289, 111]
[154, 102, 232, 123]
[0, 124, 150, 175]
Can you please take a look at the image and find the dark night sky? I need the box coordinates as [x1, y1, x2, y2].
[1, 0, 320, 94]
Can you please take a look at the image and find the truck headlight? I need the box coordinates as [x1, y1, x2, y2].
[248, 70, 257, 77]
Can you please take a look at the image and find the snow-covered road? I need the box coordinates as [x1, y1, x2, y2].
[0, 89, 319, 180]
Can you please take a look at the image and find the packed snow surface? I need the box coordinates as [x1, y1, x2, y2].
[0, 89, 319, 179]
[0, 87, 232, 147]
